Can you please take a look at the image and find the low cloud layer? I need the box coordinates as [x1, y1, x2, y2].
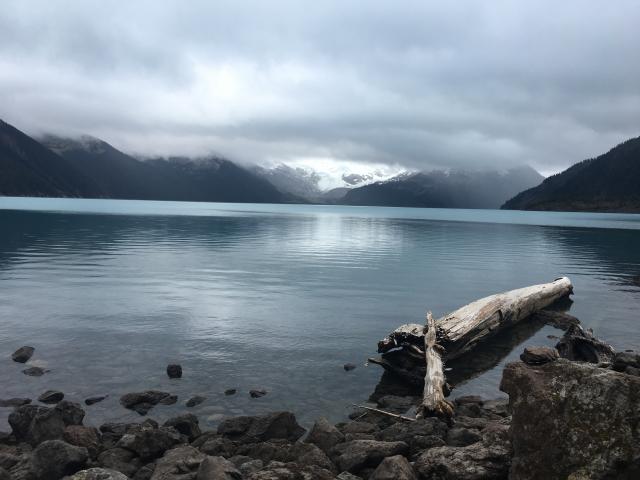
[1, 1, 639, 175]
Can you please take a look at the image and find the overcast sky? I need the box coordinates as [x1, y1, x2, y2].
[1, 1, 639, 177]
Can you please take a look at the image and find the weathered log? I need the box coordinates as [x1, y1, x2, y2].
[417, 312, 454, 420]
[378, 277, 573, 360]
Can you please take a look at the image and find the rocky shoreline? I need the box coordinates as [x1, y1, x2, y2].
[2, 329, 640, 479]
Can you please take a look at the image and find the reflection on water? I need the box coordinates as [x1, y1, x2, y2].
[1, 198, 639, 429]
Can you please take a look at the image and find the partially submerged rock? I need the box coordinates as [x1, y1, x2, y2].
[0, 398, 31, 407]
[38, 390, 64, 404]
[186, 395, 206, 407]
[555, 323, 615, 363]
[22, 366, 49, 376]
[84, 396, 108, 406]
[120, 390, 177, 415]
[501, 358, 640, 479]
[11, 346, 35, 363]
[166, 364, 182, 379]
[249, 389, 267, 398]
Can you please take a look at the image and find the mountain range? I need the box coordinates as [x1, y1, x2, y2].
[502, 137, 640, 212]
[341, 167, 543, 209]
[0, 119, 288, 204]
[2, 118, 639, 212]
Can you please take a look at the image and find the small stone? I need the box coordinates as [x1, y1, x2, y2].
[22, 366, 49, 376]
[224, 389, 237, 396]
[85, 395, 108, 406]
[120, 390, 175, 415]
[344, 363, 357, 371]
[0, 398, 31, 407]
[186, 395, 206, 407]
[38, 390, 65, 404]
[249, 389, 267, 398]
[166, 364, 182, 379]
[520, 346, 559, 365]
[11, 346, 35, 363]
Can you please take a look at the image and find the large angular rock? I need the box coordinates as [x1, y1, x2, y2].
[369, 455, 416, 480]
[236, 440, 335, 472]
[97, 447, 142, 478]
[217, 412, 305, 444]
[246, 461, 335, 480]
[31, 439, 88, 479]
[163, 414, 201, 441]
[331, 440, 409, 473]
[376, 418, 447, 457]
[69, 468, 129, 480]
[305, 417, 345, 453]
[500, 359, 640, 479]
[150, 446, 206, 480]
[414, 423, 511, 480]
[64, 425, 101, 458]
[117, 426, 183, 461]
[196, 456, 242, 479]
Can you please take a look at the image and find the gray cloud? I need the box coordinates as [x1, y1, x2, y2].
[1, 0, 639, 175]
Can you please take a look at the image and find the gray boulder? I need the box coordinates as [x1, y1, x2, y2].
[116, 426, 183, 461]
[31, 439, 88, 479]
[64, 425, 101, 458]
[150, 446, 206, 480]
[236, 440, 335, 472]
[330, 440, 409, 473]
[68, 468, 129, 480]
[519, 346, 559, 365]
[217, 412, 305, 444]
[97, 447, 142, 478]
[501, 358, 640, 479]
[414, 423, 511, 480]
[305, 417, 344, 453]
[196, 456, 242, 479]
[376, 418, 447, 457]
[369, 455, 416, 480]
[445, 427, 482, 447]
[246, 461, 334, 480]
[12, 346, 35, 363]
[163, 414, 201, 441]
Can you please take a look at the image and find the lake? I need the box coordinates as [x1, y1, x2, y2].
[1, 197, 640, 430]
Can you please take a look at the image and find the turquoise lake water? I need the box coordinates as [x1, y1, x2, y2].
[1, 197, 640, 429]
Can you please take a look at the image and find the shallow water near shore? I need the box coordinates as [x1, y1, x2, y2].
[1, 197, 640, 430]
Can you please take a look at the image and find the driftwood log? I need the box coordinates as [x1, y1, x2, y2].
[377, 277, 573, 359]
[371, 277, 574, 419]
[417, 312, 454, 419]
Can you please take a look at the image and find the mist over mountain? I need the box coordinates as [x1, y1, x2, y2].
[340, 167, 544, 209]
[502, 137, 640, 212]
[251, 164, 322, 200]
[1, 119, 287, 203]
[0, 120, 99, 197]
